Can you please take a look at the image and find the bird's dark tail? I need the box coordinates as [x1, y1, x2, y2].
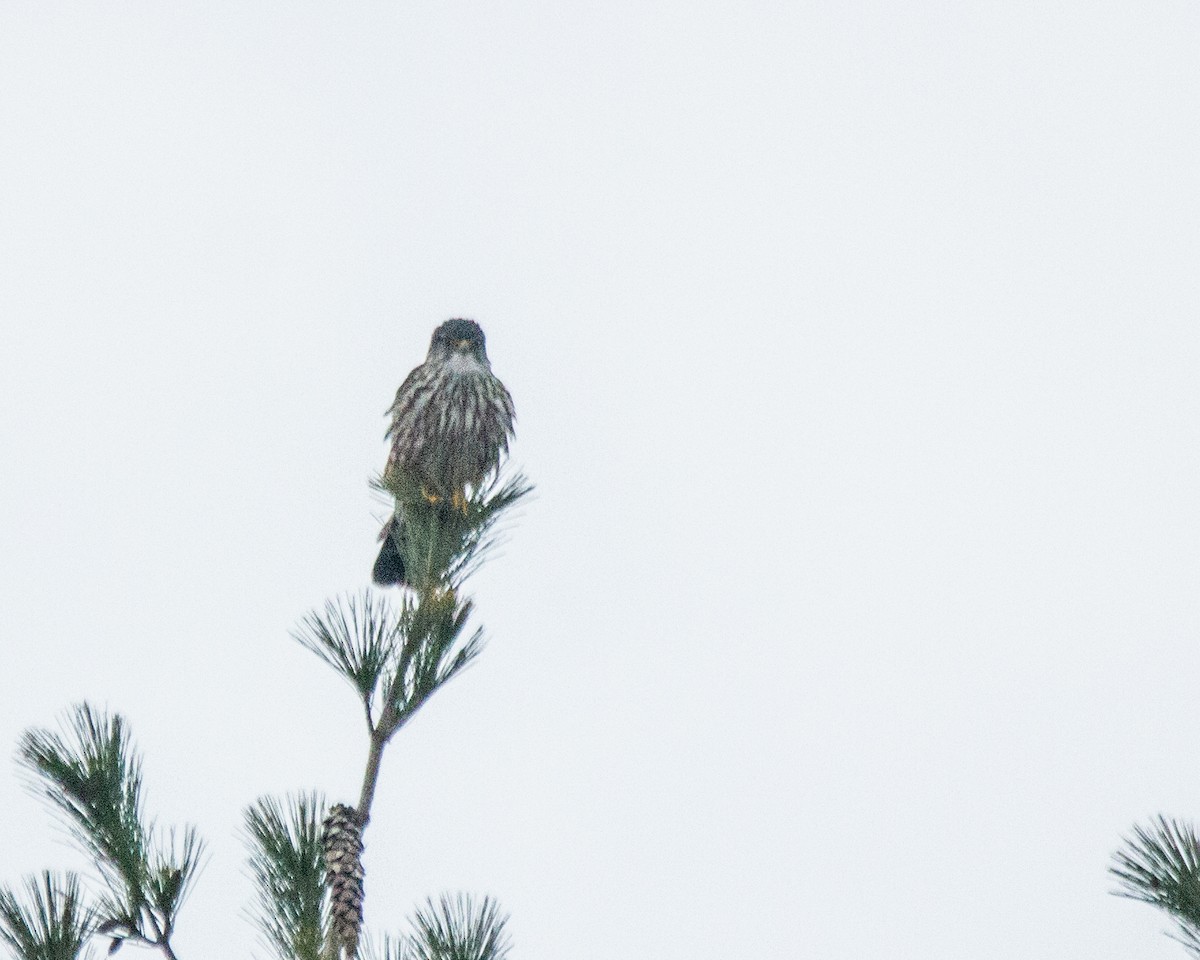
[372, 518, 406, 586]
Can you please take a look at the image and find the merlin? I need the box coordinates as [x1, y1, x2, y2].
[372, 318, 516, 586]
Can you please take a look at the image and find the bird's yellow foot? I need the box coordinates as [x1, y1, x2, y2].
[420, 485, 441, 505]
[450, 490, 469, 514]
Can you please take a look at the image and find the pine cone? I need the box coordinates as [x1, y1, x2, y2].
[322, 804, 365, 959]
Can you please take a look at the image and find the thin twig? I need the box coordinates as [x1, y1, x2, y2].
[356, 728, 388, 826]
[144, 908, 178, 960]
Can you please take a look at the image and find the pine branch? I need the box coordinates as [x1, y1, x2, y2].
[16, 704, 203, 959]
[349, 591, 484, 824]
[243, 794, 328, 960]
[1111, 815, 1200, 955]
[296, 587, 487, 827]
[0, 872, 97, 960]
[18, 706, 147, 910]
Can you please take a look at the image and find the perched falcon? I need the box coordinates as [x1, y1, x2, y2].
[372, 318, 516, 586]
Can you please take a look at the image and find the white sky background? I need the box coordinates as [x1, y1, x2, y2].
[0, 2, 1197, 958]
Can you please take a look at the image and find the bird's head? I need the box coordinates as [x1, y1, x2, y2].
[428, 318, 489, 365]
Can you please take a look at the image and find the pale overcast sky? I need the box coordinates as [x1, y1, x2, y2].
[1, 2, 1198, 959]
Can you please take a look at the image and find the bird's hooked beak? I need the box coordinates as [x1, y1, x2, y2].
[455, 338, 473, 351]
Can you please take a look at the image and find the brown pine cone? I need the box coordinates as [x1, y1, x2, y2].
[322, 804, 365, 959]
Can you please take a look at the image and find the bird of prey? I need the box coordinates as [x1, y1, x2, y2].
[372, 318, 516, 586]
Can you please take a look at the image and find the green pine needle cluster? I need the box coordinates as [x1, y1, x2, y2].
[14, 703, 204, 959]
[405, 895, 511, 960]
[294, 591, 404, 730]
[0, 873, 96, 960]
[243, 794, 328, 960]
[1111, 815, 1200, 956]
[372, 470, 533, 592]
[372, 895, 511, 960]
